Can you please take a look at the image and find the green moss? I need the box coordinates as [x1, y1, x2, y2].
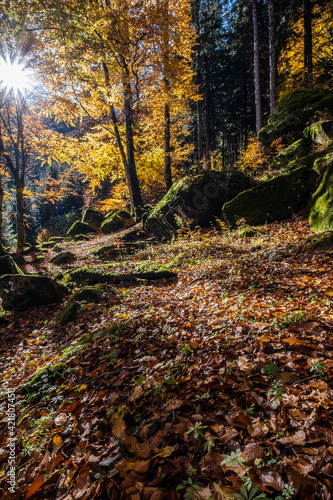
[82, 208, 105, 226]
[67, 221, 96, 237]
[308, 163, 333, 231]
[100, 212, 125, 234]
[271, 139, 311, 171]
[59, 286, 102, 326]
[0, 255, 24, 276]
[259, 89, 333, 145]
[61, 333, 93, 356]
[305, 232, 333, 250]
[303, 120, 333, 146]
[238, 228, 256, 238]
[20, 362, 67, 395]
[222, 166, 317, 227]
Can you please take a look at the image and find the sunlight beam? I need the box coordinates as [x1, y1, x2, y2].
[0, 56, 33, 97]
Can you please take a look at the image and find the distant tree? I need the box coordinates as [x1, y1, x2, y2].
[252, 0, 262, 134]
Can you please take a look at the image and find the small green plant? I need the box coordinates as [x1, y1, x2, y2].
[261, 361, 281, 379]
[275, 483, 295, 500]
[276, 310, 310, 328]
[221, 449, 247, 469]
[21, 439, 40, 458]
[186, 422, 208, 439]
[203, 436, 219, 453]
[176, 469, 204, 500]
[246, 404, 255, 417]
[269, 380, 285, 407]
[310, 360, 327, 375]
[230, 485, 269, 500]
[180, 343, 194, 356]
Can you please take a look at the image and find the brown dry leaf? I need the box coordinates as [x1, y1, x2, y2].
[243, 443, 264, 464]
[52, 435, 63, 454]
[115, 458, 134, 477]
[26, 475, 44, 499]
[54, 412, 68, 427]
[130, 385, 144, 401]
[260, 471, 284, 491]
[221, 452, 248, 478]
[72, 471, 91, 499]
[124, 435, 138, 453]
[112, 418, 126, 437]
[292, 456, 313, 475]
[136, 441, 151, 459]
[154, 446, 175, 459]
[132, 459, 150, 473]
[248, 420, 270, 439]
[200, 453, 223, 478]
[291, 430, 306, 446]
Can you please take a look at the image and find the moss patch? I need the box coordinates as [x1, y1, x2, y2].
[59, 286, 102, 326]
[67, 221, 96, 237]
[308, 163, 333, 231]
[221, 166, 317, 227]
[259, 89, 333, 145]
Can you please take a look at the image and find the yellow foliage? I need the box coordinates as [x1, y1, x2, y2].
[278, 4, 333, 97]
[96, 181, 129, 212]
[237, 135, 266, 172]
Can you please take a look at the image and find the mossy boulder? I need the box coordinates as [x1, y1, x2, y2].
[259, 89, 333, 146]
[91, 242, 146, 259]
[74, 234, 90, 242]
[0, 255, 24, 276]
[144, 170, 253, 239]
[52, 244, 63, 253]
[67, 220, 97, 237]
[100, 212, 124, 234]
[303, 120, 333, 146]
[59, 286, 102, 326]
[271, 139, 312, 171]
[82, 208, 105, 227]
[308, 163, 333, 231]
[0, 274, 68, 311]
[50, 251, 76, 265]
[221, 166, 317, 228]
[120, 229, 147, 242]
[67, 265, 176, 286]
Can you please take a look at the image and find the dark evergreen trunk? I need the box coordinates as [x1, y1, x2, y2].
[268, 0, 276, 114]
[252, 0, 262, 134]
[304, 0, 313, 83]
[163, 102, 172, 191]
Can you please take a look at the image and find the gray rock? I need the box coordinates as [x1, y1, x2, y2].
[0, 274, 67, 311]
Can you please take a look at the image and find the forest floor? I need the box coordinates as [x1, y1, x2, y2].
[1, 214, 333, 500]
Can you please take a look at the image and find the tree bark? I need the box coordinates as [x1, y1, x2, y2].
[268, 0, 276, 114]
[15, 178, 25, 251]
[304, 0, 313, 83]
[123, 82, 143, 211]
[252, 0, 262, 134]
[163, 102, 172, 191]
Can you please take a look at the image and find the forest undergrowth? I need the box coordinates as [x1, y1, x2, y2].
[1, 214, 333, 500]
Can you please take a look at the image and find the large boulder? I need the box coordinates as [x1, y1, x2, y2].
[100, 210, 133, 234]
[308, 162, 333, 232]
[82, 208, 105, 227]
[50, 251, 76, 265]
[67, 221, 96, 237]
[144, 170, 253, 239]
[221, 166, 317, 227]
[0, 255, 24, 276]
[259, 89, 333, 146]
[0, 275, 67, 311]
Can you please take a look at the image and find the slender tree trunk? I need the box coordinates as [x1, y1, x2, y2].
[192, 0, 204, 166]
[243, 55, 248, 149]
[268, 0, 276, 114]
[204, 58, 211, 168]
[123, 88, 143, 211]
[15, 177, 25, 251]
[304, 0, 313, 83]
[252, 0, 262, 134]
[163, 102, 172, 191]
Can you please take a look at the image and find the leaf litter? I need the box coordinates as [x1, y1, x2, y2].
[1, 214, 333, 499]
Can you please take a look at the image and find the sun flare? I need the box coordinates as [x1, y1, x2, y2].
[0, 57, 32, 95]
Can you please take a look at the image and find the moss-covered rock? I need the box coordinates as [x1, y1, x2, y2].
[144, 170, 253, 239]
[221, 166, 317, 227]
[52, 244, 63, 253]
[0, 274, 68, 311]
[67, 264, 176, 286]
[0, 255, 24, 276]
[50, 251, 76, 265]
[308, 162, 333, 231]
[82, 208, 105, 227]
[74, 234, 90, 242]
[49, 236, 68, 243]
[271, 139, 312, 171]
[120, 229, 147, 242]
[303, 120, 333, 146]
[67, 220, 97, 237]
[100, 209, 133, 234]
[0, 241, 9, 257]
[259, 89, 333, 146]
[238, 228, 256, 238]
[305, 232, 333, 250]
[91, 242, 146, 259]
[59, 286, 102, 326]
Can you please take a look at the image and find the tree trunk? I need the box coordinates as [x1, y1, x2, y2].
[268, 0, 276, 114]
[252, 0, 262, 134]
[243, 55, 248, 149]
[204, 58, 212, 168]
[304, 0, 313, 83]
[123, 85, 143, 212]
[15, 178, 25, 251]
[163, 102, 172, 191]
